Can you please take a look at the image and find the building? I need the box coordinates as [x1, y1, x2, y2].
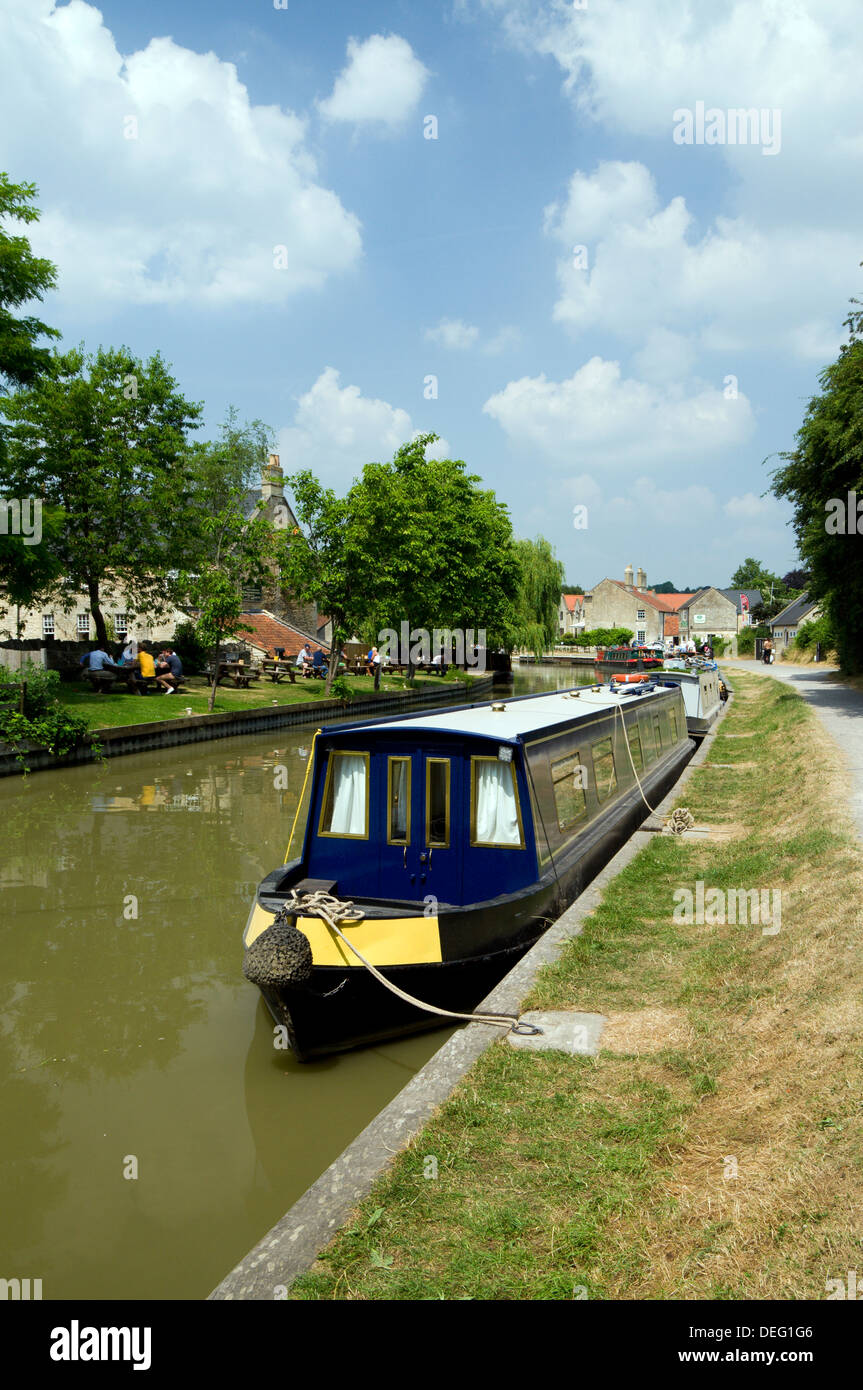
[678, 588, 762, 650]
[582, 566, 694, 645]
[558, 592, 585, 637]
[768, 593, 821, 649]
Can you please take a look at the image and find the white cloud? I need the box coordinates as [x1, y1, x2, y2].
[0, 0, 361, 308]
[483, 326, 522, 355]
[483, 355, 755, 470]
[318, 34, 429, 128]
[483, 0, 863, 221]
[425, 318, 480, 350]
[543, 160, 853, 362]
[277, 368, 442, 487]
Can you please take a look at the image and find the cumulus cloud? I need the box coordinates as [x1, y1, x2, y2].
[425, 318, 480, 350]
[318, 34, 429, 128]
[543, 161, 853, 361]
[277, 368, 444, 487]
[482, 356, 755, 471]
[0, 0, 361, 308]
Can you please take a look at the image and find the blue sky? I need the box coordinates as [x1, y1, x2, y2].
[2, 0, 861, 590]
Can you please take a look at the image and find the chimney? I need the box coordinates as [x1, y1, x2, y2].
[261, 453, 285, 503]
[636, 567, 646, 590]
[624, 564, 634, 591]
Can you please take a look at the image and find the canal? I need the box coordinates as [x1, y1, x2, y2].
[0, 663, 596, 1299]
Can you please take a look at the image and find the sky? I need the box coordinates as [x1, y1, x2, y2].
[1, 0, 861, 591]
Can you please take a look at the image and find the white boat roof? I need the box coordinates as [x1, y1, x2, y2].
[344, 684, 674, 744]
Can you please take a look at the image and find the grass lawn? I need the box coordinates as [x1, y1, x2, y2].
[57, 671, 466, 730]
[291, 670, 863, 1300]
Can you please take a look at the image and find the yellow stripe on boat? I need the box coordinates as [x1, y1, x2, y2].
[243, 903, 441, 966]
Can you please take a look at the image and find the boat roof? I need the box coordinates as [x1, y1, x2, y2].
[336, 684, 676, 746]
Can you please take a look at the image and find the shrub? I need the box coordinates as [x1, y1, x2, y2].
[328, 675, 353, 704]
[0, 661, 93, 772]
[171, 620, 210, 675]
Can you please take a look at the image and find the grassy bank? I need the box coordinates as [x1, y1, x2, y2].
[56, 671, 461, 730]
[291, 670, 863, 1300]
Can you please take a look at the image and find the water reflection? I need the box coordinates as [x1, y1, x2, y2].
[0, 669, 580, 1297]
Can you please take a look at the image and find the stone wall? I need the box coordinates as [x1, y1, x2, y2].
[583, 579, 663, 643]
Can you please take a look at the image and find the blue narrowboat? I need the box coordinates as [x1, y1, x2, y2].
[242, 683, 692, 1059]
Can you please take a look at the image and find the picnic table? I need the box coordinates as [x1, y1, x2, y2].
[260, 659, 297, 685]
[82, 666, 160, 695]
[207, 661, 261, 689]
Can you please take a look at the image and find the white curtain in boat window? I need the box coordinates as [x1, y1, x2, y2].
[325, 753, 367, 835]
[474, 760, 520, 845]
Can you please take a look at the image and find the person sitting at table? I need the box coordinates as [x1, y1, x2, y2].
[155, 646, 183, 693]
[311, 647, 327, 677]
[295, 643, 313, 676]
[134, 643, 156, 692]
[79, 645, 121, 674]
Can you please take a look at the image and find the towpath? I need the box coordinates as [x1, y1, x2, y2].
[730, 658, 863, 838]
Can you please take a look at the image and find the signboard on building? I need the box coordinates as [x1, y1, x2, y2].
[693, 613, 706, 624]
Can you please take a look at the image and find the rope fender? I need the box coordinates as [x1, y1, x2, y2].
[250, 888, 542, 1036]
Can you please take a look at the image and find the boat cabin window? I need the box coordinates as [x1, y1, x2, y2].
[471, 756, 524, 848]
[426, 759, 450, 847]
[319, 750, 369, 839]
[551, 753, 587, 830]
[652, 713, 664, 752]
[591, 737, 617, 803]
[626, 722, 644, 772]
[387, 757, 411, 844]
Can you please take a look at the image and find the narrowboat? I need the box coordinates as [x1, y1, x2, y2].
[649, 664, 723, 738]
[242, 683, 692, 1060]
[595, 645, 664, 673]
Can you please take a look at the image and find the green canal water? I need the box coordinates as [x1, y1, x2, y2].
[0, 663, 595, 1299]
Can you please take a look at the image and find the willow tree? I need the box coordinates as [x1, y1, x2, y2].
[511, 536, 565, 658]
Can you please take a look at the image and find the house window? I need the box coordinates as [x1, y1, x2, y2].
[76, 613, 90, 637]
[115, 614, 128, 635]
[637, 630, 646, 644]
[42, 614, 55, 637]
[637, 609, 646, 620]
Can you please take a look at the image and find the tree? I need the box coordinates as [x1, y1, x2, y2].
[0, 345, 203, 645]
[0, 174, 59, 394]
[772, 292, 863, 671]
[561, 583, 584, 594]
[512, 536, 565, 657]
[183, 500, 274, 711]
[349, 435, 519, 675]
[278, 471, 368, 695]
[729, 558, 789, 620]
[0, 501, 65, 636]
[782, 568, 810, 593]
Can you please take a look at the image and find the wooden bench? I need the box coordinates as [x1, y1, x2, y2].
[85, 669, 163, 695]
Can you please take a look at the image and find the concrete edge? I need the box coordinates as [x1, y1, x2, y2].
[208, 690, 733, 1299]
[0, 676, 494, 778]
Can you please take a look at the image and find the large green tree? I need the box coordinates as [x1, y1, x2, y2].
[772, 295, 863, 671]
[349, 435, 519, 672]
[0, 174, 59, 394]
[0, 345, 203, 645]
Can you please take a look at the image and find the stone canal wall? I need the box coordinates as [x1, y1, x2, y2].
[0, 675, 495, 778]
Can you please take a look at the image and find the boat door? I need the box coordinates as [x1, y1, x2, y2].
[378, 745, 464, 906]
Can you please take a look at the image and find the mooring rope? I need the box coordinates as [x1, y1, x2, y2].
[281, 889, 542, 1035]
[613, 697, 692, 831]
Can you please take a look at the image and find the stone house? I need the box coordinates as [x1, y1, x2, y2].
[558, 592, 584, 636]
[677, 588, 762, 650]
[583, 566, 694, 644]
[768, 594, 821, 649]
